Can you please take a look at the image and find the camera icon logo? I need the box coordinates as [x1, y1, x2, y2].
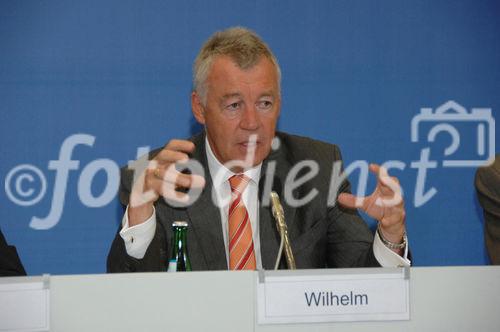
[411, 100, 495, 167]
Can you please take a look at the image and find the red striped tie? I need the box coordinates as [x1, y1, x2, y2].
[228, 174, 256, 270]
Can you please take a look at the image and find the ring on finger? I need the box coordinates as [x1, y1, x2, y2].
[153, 167, 161, 179]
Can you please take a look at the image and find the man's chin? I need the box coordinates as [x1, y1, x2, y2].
[223, 152, 266, 172]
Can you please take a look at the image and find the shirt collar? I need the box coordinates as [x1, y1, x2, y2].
[205, 136, 262, 188]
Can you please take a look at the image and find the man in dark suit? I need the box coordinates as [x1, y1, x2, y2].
[0, 228, 26, 276]
[107, 27, 410, 272]
[475, 155, 500, 265]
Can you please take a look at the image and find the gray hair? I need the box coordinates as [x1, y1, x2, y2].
[193, 26, 281, 105]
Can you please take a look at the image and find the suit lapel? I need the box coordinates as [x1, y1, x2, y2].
[185, 133, 227, 270]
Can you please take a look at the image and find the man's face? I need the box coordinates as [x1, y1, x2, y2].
[192, 55, 281, 170]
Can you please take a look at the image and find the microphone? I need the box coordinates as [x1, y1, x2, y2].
[270, 191, 296, 270]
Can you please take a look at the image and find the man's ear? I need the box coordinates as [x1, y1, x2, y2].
[191, 91, 206, 125]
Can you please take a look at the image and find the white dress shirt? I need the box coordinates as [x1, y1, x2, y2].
[120, 138, 411, 268]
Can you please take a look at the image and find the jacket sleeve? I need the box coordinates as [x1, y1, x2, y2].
[0, 229, 27, 277]
[325, 145, 380, 268]
[106, 161, 168, 273]
[107, 223, 168, 272]
[475, 157, 500, 265]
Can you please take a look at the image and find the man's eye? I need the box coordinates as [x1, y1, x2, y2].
[257, 100, 273, 110]
[226, 102, 240, 111]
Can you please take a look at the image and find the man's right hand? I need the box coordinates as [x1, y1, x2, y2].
[128, 139, 206, 227]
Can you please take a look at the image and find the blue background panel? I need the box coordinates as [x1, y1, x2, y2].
[1, 0, 499, 274]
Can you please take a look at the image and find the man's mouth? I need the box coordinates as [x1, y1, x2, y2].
[239, 141, 259, 148]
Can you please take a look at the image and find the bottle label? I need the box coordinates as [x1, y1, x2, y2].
[167, 260, 177, 272]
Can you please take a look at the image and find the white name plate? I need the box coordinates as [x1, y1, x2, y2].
[0, 276, 50, 332]
[257, 268, 410, 324]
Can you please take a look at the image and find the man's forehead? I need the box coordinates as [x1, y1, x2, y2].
[207, 57, 278, 95]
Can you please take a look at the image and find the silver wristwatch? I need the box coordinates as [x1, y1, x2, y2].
[377, 225, 407, 250]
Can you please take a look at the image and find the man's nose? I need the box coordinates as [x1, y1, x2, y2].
[239, 106, 259, 130]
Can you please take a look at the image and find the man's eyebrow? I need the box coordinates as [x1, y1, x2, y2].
[258, 91, 275, 98]
[220, 93, 242, 102]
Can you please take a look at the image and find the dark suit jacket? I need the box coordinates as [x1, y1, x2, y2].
[107, 131, 380, 272]
[475, 155, 500, 265]
[0, 229, 26, 277]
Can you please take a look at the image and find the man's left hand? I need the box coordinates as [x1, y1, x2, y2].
[337, 164, 406, 254]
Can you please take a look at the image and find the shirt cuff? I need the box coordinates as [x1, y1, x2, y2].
[119, 205, 156, 259]
[373, 229, 411, 267]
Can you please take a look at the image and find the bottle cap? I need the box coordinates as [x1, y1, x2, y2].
[172, 221, 188, 227]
